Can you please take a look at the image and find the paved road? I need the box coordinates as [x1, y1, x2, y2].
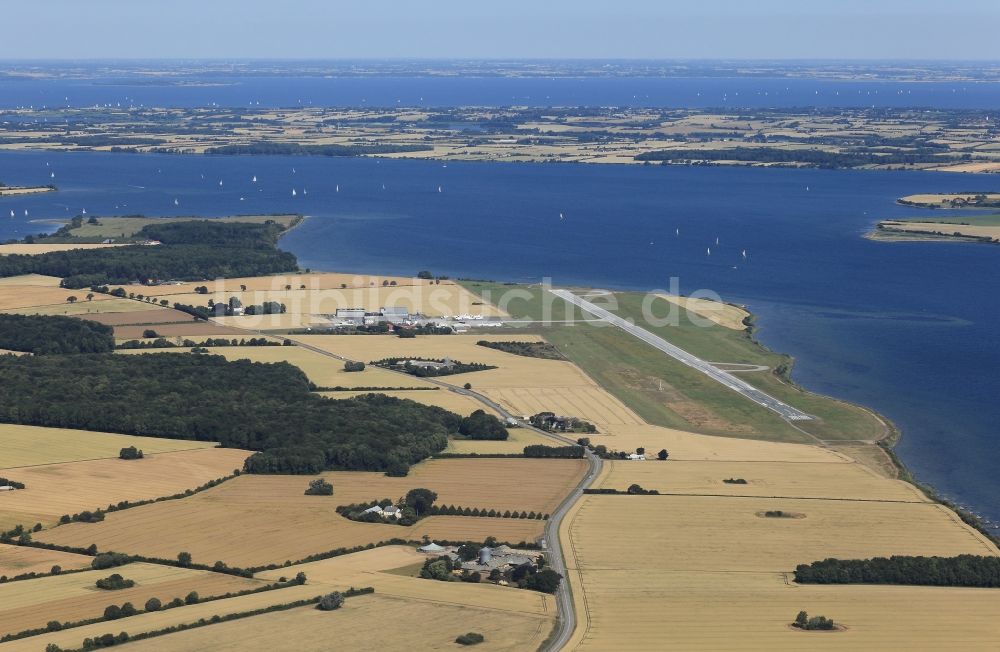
[550, 289, 813, 421]
[225, 325, 599, 650]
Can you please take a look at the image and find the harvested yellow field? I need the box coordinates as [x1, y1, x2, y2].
[114, 273, 503, 318]
[597, 423, 845, 462]
[569, 571, 1000, 651]
[114, 593, 553, 652]
[117, 345, 432, 389]
[0, 286, 115, 311]
[596, 459, 928, 502]
[0, 423, 221, 469]
[0, 562, 264, 637]
[0, 543, 91, 577]
[257, 545, 553, 617]
[9, 298, 160, 317]
[653, 293, 749, 330]
[289, 334, 643, 429]
[0, 275, 61, 287]
[445, 425, 554, 454]
[0, 186, 54, 196]
[900, 192, 1000, 205]
[0, 583, 321, 652]
[486, 387, 643, 428]
[879, 220, 1000, 240]
[570, 496, 995, 573]
[563, 493, 999, 650]
[321, 388, 481, 414]
[0, 243, 124, 255]
[0, 447, 251, 530]
[37, 459, 581, 567]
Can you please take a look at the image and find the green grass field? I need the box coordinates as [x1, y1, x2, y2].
[460, 281, 886, 444]
[43, 214, 301, 242]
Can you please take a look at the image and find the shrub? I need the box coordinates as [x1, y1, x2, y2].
[177, 552, 192, 566]
[184, 591, 199, 605]
[456, 632, 485, 645]
[344, 361, 365, 372]
[118, 446, 143, 460]
[144, 597, 161, 612]
[304, 478, 333, 496]
[458, 410, 509, 440]
[316, 591, 345, 611]
[793, 611, 836, 630]
[141, 329, 159, 339]
[95, 573, 135, 590]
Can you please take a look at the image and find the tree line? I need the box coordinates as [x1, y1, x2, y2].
[205, 142, 433, 157]
[794, 555, 1000, 588]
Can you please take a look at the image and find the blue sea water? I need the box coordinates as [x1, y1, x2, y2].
[3, 74, 1000, 109]
[1, 150, 997, 530]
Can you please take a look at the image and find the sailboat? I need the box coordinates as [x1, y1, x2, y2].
[303, 188, 307, 195]
[81, 208, 86, 215]
[9, 210, 13, 218]
[292, 168, 296, 174]
[559, 213, 564, 220]
[24, 209, 28, 217]
[706, 247, 711, 256]
[437, 186, 443, 193]
[382, 183, 386, 191]
[675, 228, 680, 236]
[335, 184, 340, 193]
[50, 172, 55, 179]
[174, 198, 179, 206]
[741, 249, 747, 259]
[715, 237, 719, 245]
[291, 189, 297, 197]
[252, 175, 257, 183]
[219, 180, 223, 187]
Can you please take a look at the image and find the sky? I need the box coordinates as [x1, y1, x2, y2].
[1, 0, 998, 60]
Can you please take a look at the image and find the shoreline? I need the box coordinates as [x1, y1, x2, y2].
[453, 278, 999, 542]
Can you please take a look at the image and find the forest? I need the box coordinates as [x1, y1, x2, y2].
[0, 353, 463, 474]
[0, 314, 114, 354]
[0, 220, 299, 288]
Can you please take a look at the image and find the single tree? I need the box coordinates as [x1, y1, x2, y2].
[317, 591, 345, 611]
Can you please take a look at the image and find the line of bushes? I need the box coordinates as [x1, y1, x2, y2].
[312, 386, 439, 392]
[44, 587, 375, 652]
[583, 484, 659, 495]
[117, 337, 289, 350]
[426, 505, 549, 519]
[0, 575, 310, 643]
[523, 444, 585, 459]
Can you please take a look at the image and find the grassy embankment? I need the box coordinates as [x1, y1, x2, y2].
[459, 281, 886, 446]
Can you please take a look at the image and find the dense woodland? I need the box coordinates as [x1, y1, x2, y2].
[476, 340, 564, 360]
[205, 142, 433, 156]
[0, 220, 298, 288]
[0, 314, 114, 354]
[635, 146, 960, 168]
[0, 353, 463, 474]
[794, 555, 1000, 588]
